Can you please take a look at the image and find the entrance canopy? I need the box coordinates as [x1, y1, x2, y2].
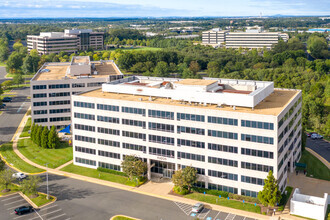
[59, 124, 71, 134]
[295, 162, 307, 170]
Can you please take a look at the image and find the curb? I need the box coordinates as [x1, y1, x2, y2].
[37, 192, 57, 209]
[306, 148, 330, 169]
[110, 215, 141, 220]
[19, 192, 38, 209]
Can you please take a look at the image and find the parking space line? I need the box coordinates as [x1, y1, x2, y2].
[225, 213, 236, 220]
[13, 213, 35, 220]
[39, 205, 58, 212]
[174, 201, 193, 215]
[214, 211, 221, 220]
[33, 209, 44, 220]
[1, 195, 21, 201]
[4, 199, 25, 205]
[47, 213, 66, 220]
[7, 203, 29, 210]
[197, 208, 210, 219]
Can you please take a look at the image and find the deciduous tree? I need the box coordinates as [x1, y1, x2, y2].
[121, 156, 147, 181]
[0, 169, 14, 191]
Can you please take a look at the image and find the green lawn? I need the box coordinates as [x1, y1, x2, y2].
[17, 138, 73, 169]
[60, 163, 137, 186]
[0, 184, 20, 196]
[5, 73, 35, 78]
[20, 117, 31, 138]
[112, 216, 135, 220]
[0, 142, 44, 173]
[28, 193, 55, 207]
[184, 193, 261, 214]
[299, 150, 330, 181]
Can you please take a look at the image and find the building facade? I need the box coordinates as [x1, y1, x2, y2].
[30, 56, 123, 129]
[202, 26, 289, 49]
[71, 76, 302, 196]
[27, 29, 104, 55]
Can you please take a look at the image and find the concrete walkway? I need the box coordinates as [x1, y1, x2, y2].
[8, 112, 308, 220]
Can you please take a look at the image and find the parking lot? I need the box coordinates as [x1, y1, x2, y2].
[174, 201, 257, 220]
[0, 193, 69, 220]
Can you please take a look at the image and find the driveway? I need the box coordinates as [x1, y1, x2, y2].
[0, 87, 30, 145]
[306, 137, 330, 163]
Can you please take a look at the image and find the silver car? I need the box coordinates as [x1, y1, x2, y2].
[192, 203, 204, 213]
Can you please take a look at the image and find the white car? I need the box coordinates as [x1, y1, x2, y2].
[311, 133, 323, 139]
[12, 172, 27, 179]
[192, 203, 204, 213]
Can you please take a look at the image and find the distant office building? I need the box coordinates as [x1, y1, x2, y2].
[27, 29, 104, 55]
[202, 29, 229, 47]
[202, 26, 289, 49]
[71, 76, 302, 196]
[30, 56, 123, 129]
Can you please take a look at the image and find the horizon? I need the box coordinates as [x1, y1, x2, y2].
[0, 0, 329, 18]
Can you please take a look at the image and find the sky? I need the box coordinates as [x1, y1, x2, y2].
[0, 0, 329, 18]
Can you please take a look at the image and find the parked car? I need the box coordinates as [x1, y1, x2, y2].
[0, 103, 5, 109]
[14, 206, 33, 215]
[2, 97, 12, 102]
[306, 132, 314, 137]
[311, 133, 323, 139]
[12, 172, 27, 179]
[192, 203, 204, 213]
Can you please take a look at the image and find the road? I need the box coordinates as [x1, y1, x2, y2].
[0, 66, 8, 84]
[0, 173, 258, 220]
[0, 87, 30, 145]
[306, 137, 330, 163]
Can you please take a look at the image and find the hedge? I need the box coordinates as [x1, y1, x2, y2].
[228, 193, 260, 204]
[191, 187, 229, 197]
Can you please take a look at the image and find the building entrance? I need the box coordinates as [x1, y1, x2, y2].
[150, 160, 175, 178]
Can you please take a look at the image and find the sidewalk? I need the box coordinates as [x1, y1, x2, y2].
[9, 112, 306, 220]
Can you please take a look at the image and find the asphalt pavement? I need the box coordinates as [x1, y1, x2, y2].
[24, 173, 257, 220]
[306, 137, 330, 163]
[0, 66, 8, 84]
[0, 86, 30, 145]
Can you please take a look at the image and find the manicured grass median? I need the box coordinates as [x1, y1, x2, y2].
[184, 193, 261, 214]
[0, 184, 20, 196]
[0, 142, 44, 173]
[60, 163, 137, 187]
[299, 150, 330, 181]
[20, 117, 31, 138]
[29, 193, 55, 207]
[17, 138, 72, 169]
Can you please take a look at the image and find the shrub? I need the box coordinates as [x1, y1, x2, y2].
[228, 193, 260, 204]
[97, 167, 127, 177]
[173, 186, 189, 195]
[191, 187, 229, 198]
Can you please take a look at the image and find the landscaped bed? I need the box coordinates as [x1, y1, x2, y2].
[0, 142, 44, 173]
[112, 216, 136, 220]
[184, 192, 261, 213]
[60, 163, 145, 187]
[28, 192, 55, 207]
[17, 138, 72, 169]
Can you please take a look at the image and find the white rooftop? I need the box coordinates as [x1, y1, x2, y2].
[102, 76, 274, 108]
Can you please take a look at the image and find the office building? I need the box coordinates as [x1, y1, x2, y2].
[30, 56, 123, 129]
[202, 26, 289, 49]
[27, 29, 104, 55]
[71, 76, 302, 196]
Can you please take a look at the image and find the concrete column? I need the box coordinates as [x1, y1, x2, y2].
[290, 155, 294, 173]
[147, 158, 151, 180]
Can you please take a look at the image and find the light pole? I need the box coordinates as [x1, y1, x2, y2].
[45, 163, 49, 200]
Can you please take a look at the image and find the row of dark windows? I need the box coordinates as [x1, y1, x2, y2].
[34, 118, 47, 123]
[241, 120, 274, 130]
[208, 130, 238, 140]
[177, 126, 205, 135]
[33, 93, 47, 98]
[241, 148, 274, 159]
[241, 162, 273, 173]
[50, 108, 70, 114]
[122, 143, 146, 153]
[98, 162, 121, 171]
[122, 107, 146, 116]
[98, 150, 120, 159]
[49, 100, 70, 106]
[208, 143, 238, 154]
[241, 134, 274, 145]
[75, 135, 95, 143]
[177, 113, 205, 122]
[122, 119, 146, 128]
[75, 124, 95, 132]
[149, 122, 174, 133]
[97, 104, 119, 112]
[75, 146, 96, 155]
[98, 138, 120, 147]
[74, 112, 95, 120]
[177, 152, 205, 162]
[74, 101, 95, 109]
[49, 92, 70, 97]
[149, 135, 174, 145]
[34, 110, 47, 115]
[75, 157, 96, 166]
[149, 147, 175, 158]
[208, 116, 238, 126]
[50, 117, 70, 122]
[98, 127, 120, 136]
[97, 116, 120, 124]
[148, 110, 174, 120]
[208, 170, 238, 181]
[177, 139, 205, 148]
[208, 183, 238, 194]
[122, 131, 146, 140]
[208, 156, 238, 167]
[49, 84, 70, 89]
[241, 175, 264, 186]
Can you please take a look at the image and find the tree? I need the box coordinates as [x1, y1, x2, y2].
[307, 35, 329, 59]
[258, 170, 282, 208]
[172, 166, 198, 193]
[6, 52, 23, 73]
[13, 74, 24, 87]
[121, 155, 147, 181]
[35, 125, 43, 147]
[0, 169, 14, 191]
[189, 61, 200, 74]
[153, 61, 169, 77]
[0, 44, 10, 62]
[13, 41, 23, 52]
[20, 175, 42, 196]
[0, 159, 5, 171]
[31, 123, 36, 142]
[41, 126, 49, 148]
[48, 126, 59, 149]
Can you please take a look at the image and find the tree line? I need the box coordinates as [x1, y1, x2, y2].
[30, 123, 60, 149]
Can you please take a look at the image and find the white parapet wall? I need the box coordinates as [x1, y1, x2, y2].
[290, 188, 329, 220]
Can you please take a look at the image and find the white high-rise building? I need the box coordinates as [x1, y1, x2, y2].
[71, 76, 302, 197]
[30, 56, 123, 129]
